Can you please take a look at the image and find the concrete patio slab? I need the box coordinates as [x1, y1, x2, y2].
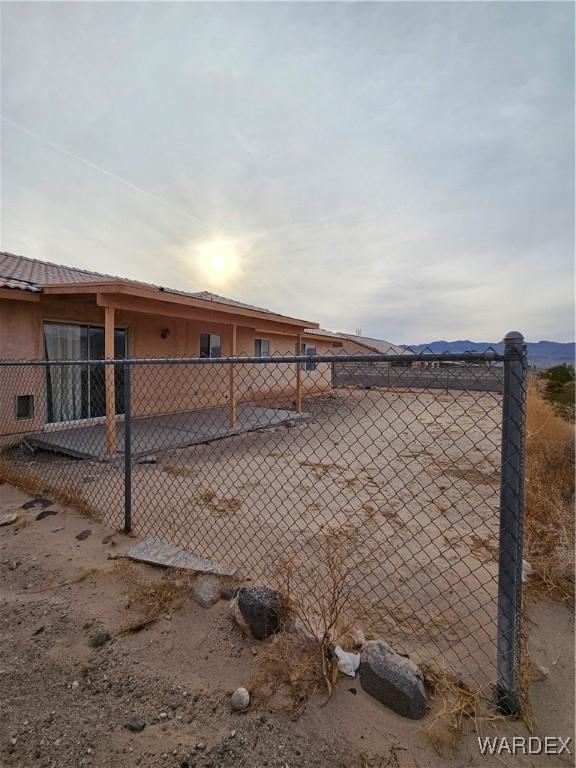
[27, 404, 307, 460]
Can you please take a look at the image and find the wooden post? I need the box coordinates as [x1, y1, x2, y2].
[229, 324, 237, 428]
[105, 305, 116, 455]
[295, 334, 302, 413]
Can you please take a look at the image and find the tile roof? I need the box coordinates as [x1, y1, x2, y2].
[304, 327, 342, 339]
[337, 333, 413, 356]
[0, 274, 42, 292]
[0, 251, 122, 287]
[0, 251, 282, 317]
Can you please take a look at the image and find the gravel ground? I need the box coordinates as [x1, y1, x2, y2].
[0, 482, 573, 768]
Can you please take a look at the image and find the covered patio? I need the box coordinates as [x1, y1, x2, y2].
[38, 288, 314, 457]
[26, 404, 307, 460]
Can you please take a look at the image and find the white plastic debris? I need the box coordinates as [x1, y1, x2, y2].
[334, 646, 361, 677]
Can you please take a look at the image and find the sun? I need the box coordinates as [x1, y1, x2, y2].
[195, 238, 241, 285]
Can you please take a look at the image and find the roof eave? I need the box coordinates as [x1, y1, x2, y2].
[0, 286, 41, 302]
[41, 281, 319, 329]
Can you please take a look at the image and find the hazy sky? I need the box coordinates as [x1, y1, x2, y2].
[1, 1, 574, 343]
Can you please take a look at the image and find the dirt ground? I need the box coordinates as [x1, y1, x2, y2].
[0, 483, 574, 768]
[2, 388, 506, 686]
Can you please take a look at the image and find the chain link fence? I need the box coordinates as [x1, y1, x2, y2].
[0, 335, 527, 711]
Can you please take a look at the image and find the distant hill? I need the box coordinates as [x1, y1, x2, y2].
[403, 340, 575, 369]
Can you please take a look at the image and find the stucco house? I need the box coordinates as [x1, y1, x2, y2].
[0, 251, 338, 454]
[335, 332, 413, 359]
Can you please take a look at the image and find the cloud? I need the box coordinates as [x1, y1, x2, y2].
[1, 1, 573, 342]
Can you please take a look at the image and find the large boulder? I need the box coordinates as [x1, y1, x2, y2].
[231, 586, 289, 640]
[359, 640, 428, 720]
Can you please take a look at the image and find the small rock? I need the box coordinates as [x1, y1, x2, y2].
[76, 530, 91, 541]
[220, 587, 236, 601]
[230, 687, 250, 711]
[71, 680, 80, 691]
[530, 663, 549, 682]
[137, 455, 157, 465]
[126, 717, 146, 732]
[36, 509, 58, 521]
[192, 575, 222, 608]
[232, 586, 289, 640]
[22, 497, 52, 510]
[359, 640, 427, 720]
[32, 626, 45, 636]
[522, 559, 533, 583]
[159, 711, 168, 719]
[89, 630, 111, 648]
[0, 513, 18, 527]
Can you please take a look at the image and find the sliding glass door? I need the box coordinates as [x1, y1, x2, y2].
[86, 326, 127, 418]
[44, 322, 127, 424]
[44, 323, 88, 423]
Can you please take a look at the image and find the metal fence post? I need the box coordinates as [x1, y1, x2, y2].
[123, 360, 132, 534]
[496, 331, 527, 715]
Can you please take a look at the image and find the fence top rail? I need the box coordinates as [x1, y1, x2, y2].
[0, 351, 505, 366]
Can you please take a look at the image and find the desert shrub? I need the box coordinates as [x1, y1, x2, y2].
[539, 364, 575, 411]
[524, 384, 575, 604]
[114, 562, 191, 633]
[253, 527, 362, 711]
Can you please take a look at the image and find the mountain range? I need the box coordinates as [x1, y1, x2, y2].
[403, 340, 575, 369]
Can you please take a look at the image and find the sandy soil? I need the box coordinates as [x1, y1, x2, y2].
[0, 483, 574, 768]
[2, 388, 505, 687]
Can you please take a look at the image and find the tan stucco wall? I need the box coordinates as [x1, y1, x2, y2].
[0, 300, 42, 359]
[130, 329, 334, 417]
[0, 295, 333, 438]
[0, 300, 44, 437]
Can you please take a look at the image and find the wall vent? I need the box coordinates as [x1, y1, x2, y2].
[15, 395, 35, 421]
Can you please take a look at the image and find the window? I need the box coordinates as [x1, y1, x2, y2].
[254, 338, 270, 357]
[200, 333, 221, 358]
[15, 395, 34, 421]
[302, 343, 317, 372]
